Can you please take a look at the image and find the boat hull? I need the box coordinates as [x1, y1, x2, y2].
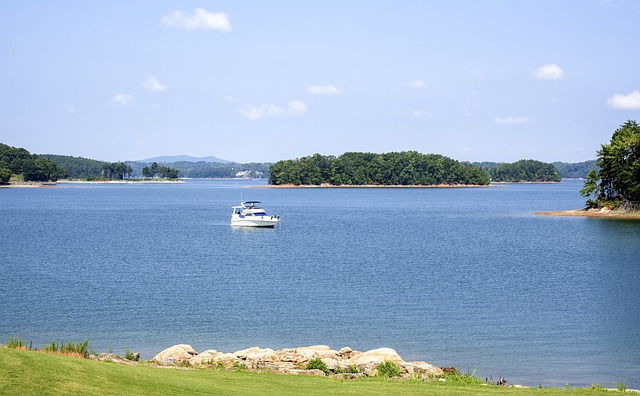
[231, 217, 280, 228]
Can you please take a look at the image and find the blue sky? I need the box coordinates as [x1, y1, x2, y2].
[1, 1, 639, 163]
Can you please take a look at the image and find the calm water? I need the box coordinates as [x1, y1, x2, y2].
[1, 180, 639, 388]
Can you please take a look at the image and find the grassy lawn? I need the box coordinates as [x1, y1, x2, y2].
[0, 348, 618, 395]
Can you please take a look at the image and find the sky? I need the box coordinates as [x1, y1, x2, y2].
[1, 1, 640, 164]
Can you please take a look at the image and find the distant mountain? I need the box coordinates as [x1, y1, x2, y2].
[137, 155, 232, 164]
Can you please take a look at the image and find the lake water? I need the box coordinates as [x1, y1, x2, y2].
[1, 179, 638, 388]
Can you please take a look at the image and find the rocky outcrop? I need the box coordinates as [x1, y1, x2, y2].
[151, 344, 444, 378]
[152, 344, 197, 364]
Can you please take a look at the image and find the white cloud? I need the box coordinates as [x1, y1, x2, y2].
[143, 76, 167, 92]
[111, 94, 133, 106]
[411, 110, 431, 118]
[63, 105, 75, 114]
[307, 85, 341, 95]
[405, 79, 425, 88]
[495, 116, 532, 125]
[534, 64, 564, 80]
[223, 96, 234, 103]
[160, 8, 231, 32]
[239, 100, 307, 120]
[287, 100, 307, 116]
[607, 90, 640, 110]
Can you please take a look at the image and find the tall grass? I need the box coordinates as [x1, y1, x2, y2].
[6, 337, 90, 358]
[60, 339, 90, 358]
[43, 340, 59, 353]
[6, 336, 31, 350]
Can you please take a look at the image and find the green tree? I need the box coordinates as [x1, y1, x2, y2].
[0, 166, 11, 184]
[583, 120, 640, 208]
[142, 166, 153, 178]
[268, 151, 490, 186]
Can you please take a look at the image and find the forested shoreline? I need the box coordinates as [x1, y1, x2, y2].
[2, 142, 594, 186]
[269, 152, 491, 186]
[0, 144, 66, 183]
[479, 160, 562, 183]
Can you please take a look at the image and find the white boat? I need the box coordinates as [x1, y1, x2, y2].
[231, 201, 280, 227]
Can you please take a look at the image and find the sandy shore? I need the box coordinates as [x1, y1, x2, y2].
[536, 208, 640, 219]
[1, 179, 185, 188]
[253, 183, 492, 189]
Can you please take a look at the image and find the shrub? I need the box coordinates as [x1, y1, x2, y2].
[305, 358, 330, 375]
[347, 364, 359, 374]
[376, 360, 402, 378]
[125, 349, 135, 361]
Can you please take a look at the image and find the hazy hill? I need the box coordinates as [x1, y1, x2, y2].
[552, 160, 597, 179]
[137, 155, 231, 163]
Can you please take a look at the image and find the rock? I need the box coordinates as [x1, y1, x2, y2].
[415, 361, 444, 375]
[189, 349, 221, 365]
[442, 366, 458, 374]
[321, 358, 339, 370]
[346, 347, 402, 366]
[272, 345, 337, 365]
[296, 345, 338, 360]
[152, 344, 198, 363]
[233, 346, 275, 362]
[355, 362, 379, 376]
[338, 346, 354, 359]
[402, 361, 444, 376]
[149, 343, 445, 380]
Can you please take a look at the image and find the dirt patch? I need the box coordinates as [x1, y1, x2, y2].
[536, 209, 640, 219]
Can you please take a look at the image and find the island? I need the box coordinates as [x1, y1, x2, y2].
[268, 152, 491, 186]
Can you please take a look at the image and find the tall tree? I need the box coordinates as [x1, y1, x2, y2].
[581, 120, 640, 208]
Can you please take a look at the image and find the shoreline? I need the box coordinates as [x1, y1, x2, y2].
[254, 183, 492, 189]
[536, 208, 640, 219]
[1, 179, 185, 188]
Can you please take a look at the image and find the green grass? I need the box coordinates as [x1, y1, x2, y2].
[0, 348, 625, 395]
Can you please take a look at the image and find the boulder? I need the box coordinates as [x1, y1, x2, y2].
[153, 344, 198, 362]
[345, 347, 402, 366]
[413, 361, 444, 375]
[401, 361, 444, 376]
[295, 345, 338, 360]
[189, 349, 221, 365]
[233, 347, 275, 362]
[321, 357, 339, 370]
[272, 346, 337, 365]
[338, 346, 354, 359]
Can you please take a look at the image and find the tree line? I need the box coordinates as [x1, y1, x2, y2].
[141, 162, 179, 179]
[0, 144, 66, 183]
[481, 159, 561, 182]
[580, 120, 640, 209]
[38, 154, 179, 180]
[128, 161, 269, 179]
[268, 152, 491, 186]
